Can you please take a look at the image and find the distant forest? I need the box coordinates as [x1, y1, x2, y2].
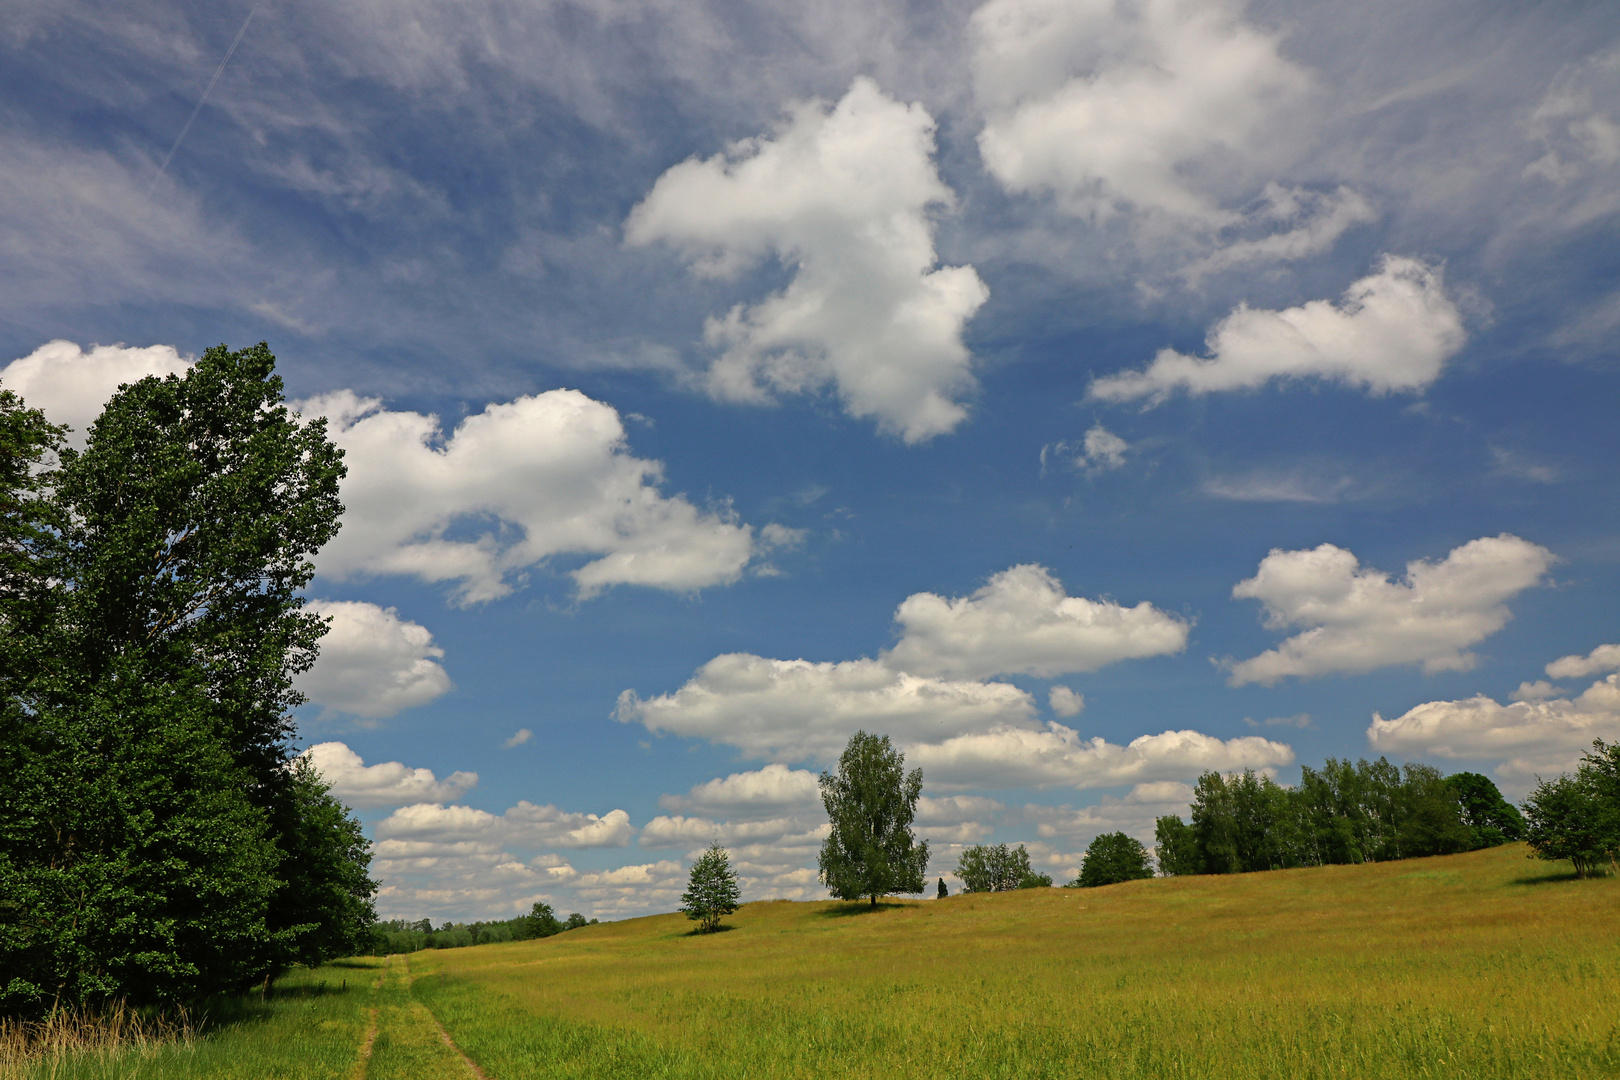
[1155, 759, 1525, 876]
[369, 902, 596, 955]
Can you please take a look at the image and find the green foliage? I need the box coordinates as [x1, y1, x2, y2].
[1076, 832, 1154, 887]
[681, 843, 742, 933]
[527, 902, 565, 939]
[268, 758, 377, 969]
[0, 344, 373, 1016]
[818, 732, 929, 906]
[1156, 757, 1475, 877]
[1524, 739, 1620, 878]
[1153, 815, 1200, 877]
[1445, 772, 1526, 848]
[956, 843, 1032, 893]
[937, 877, 948, 899]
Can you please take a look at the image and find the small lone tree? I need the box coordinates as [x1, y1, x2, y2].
[937, 877, 948, 899]
[818, 731, 929, 907]
[681, 842, 741, 932]
[1076, 832, 1155, 887]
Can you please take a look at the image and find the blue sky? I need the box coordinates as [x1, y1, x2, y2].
[3, 0, 1618, 921]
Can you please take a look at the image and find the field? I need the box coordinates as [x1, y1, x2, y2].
[13, 843, 1620, 1080]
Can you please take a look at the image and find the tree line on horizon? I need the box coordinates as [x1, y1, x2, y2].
[368, 903, 598, 954]
[1152, 759, 1527, 877]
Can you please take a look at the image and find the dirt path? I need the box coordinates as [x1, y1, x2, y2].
[354, 954, 489, 1080]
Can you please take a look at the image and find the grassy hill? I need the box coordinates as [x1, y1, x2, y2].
[16, 843, 1620, 1079]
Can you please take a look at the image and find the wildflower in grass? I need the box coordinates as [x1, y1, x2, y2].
[681, 842, 742, 933]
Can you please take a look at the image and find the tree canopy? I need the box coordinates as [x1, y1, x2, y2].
[1524, 740, 1620, 878]
[818, 732, 929, 907]
[681, 842, 742, 933]
[0, 344, 373, 1016]
[1075, 833, 1154, 888]
[1155, 758, 1480, 877]
[957, 843, 1045, 892]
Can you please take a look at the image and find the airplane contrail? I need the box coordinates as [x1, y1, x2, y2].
[149, 4, 258, 192]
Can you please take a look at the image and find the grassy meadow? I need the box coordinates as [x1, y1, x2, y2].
[12, 842, 1620, 1080]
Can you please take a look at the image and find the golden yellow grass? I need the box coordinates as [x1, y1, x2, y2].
[12, 843, 1620, 1079]
[413, 844, 1620, 1080]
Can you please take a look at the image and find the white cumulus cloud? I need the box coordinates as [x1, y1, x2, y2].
[1545, 643, 1620, 681]
[1229, 534, 1554, 686]
[298, 600, 453, 719]
[884, 564, 1189, 680]
[973, 0, 1308, 225]
[618, 654, 1035, 763]
[1091, 258, 1466, 404]
[302, 741, 477, 808]
[1368, 671, 1620, 788]
[1, 341, 193, 444]
[1049, 686, 1085, 717]
[658, 763, 823, 820]
[375, 801, 635, 850]
[302, 388, 758, 604]
[1027, 780, 1196, 846]
[626, 77, 988, 443]
[908, 723, 1293, 792]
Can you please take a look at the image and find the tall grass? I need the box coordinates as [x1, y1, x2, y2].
[10, 844, 1619, 1079]
[7, 961, 382, 1080]
[413, 844, 1620, 1080]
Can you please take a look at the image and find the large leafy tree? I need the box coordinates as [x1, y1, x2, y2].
[818, 732, 928, 907]
[0, 344, 369, 1014]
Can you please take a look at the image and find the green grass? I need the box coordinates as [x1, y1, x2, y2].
[16, 844, 1620, 1079]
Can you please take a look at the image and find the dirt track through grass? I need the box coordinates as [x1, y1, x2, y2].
[14, 843, 1620, 1079]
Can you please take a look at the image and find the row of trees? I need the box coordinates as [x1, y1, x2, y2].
[369, 903, 597, 954]
[1153, 759, 1524, 877]
[1, 346, 377, 1016]
[677, 731, 1610, 935]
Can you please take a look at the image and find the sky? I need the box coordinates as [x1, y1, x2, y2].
[3, 0, 1618, 922]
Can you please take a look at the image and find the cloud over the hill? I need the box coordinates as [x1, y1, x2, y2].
[1229, 534, 1554, 686]
[908, 723, 1293, 792]
[1368, 668, 1620, 788]
[658, 763, 823, 820]
[303, 389, 759, 604]
[884, 563, 1189, 679]
[302, 742, 477, 808]
[1090, 258, 1466, 404]
[627, 77, 988, 443]
[619, 654, 1036, 763]
[298, 601, 453, 719]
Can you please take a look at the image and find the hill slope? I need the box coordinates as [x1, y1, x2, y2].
[408, 843, 1618, 1080]
[18, 844, 1620, 1079]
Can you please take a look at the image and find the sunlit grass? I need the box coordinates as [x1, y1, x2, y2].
[415, 844, 1620, 1080]
[12, 843, 1619, 1078]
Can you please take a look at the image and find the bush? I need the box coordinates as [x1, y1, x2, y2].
[1076, 833, 1154, 887]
